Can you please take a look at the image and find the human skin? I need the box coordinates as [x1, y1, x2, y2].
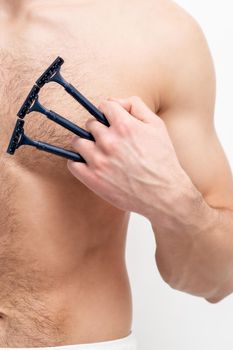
[68, 34, 233, 303]
[1, 0, 233, 347]
[0, 0, 145, 346]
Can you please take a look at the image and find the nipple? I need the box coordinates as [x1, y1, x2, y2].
[0, 0, 29, 20]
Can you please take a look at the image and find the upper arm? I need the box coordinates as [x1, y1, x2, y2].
[155, 6, 233, 211]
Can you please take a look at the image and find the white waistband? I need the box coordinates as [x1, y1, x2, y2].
[2, 332, 138, 350]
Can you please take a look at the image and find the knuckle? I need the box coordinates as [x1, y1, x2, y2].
[100, 136, 118, 154]
[72, 136, 81, 148]
[117, 119, 132, 136]
[85, 119, 98, 131]
[93, 154, 107, 171]
[98, 100, 108, 110]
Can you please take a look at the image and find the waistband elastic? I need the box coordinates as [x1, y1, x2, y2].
[4, 332, 138, 350]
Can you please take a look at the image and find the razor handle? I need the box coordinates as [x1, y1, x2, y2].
[64, 84, 110, 127]
[34, 140, 86, 163]
[47, 110, 95, 141]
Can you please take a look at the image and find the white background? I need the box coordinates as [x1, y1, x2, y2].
[126, 1, 233, 349]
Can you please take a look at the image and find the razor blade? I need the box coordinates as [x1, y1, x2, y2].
[36, 56, 64, 88]
[7, 119, 26, 155]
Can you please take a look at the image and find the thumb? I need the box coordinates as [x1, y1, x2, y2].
[108, 96, 157, 124]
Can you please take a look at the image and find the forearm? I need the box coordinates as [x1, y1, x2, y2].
[150, 173, 233, 302]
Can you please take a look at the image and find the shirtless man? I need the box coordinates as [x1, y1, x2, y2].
[1, 0, 233, 348]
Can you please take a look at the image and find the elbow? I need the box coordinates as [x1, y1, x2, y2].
[205, 280, 233, 304]
[166, 277, 227, 304]
[205, 296, 223, 304]
[205, 288, 232, 304]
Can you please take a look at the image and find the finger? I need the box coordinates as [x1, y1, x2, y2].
[67, 159, 99, 191]
[85, 118, 109, 141]
[108, 96, 158, 123]
[98, 100, 132, 126]
[71, 137, 99, 165]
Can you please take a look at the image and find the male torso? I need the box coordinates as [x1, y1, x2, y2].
[0, 0, 172, 346]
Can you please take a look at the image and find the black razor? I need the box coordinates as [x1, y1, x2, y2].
[17, 85, 95, 142]
[7, 119, 86, 163]
[36, 57, 110, 127]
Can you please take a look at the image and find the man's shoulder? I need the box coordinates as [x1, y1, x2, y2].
[136, 0, 214, 112]
[127, 0, 200, 27]
[126, 0, 212, 112]
[144, 0, 205, 46]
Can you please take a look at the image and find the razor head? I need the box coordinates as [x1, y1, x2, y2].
[17, 85, 40, 118]
[7, 119, 25, 155]
[36, 56, 64, 88]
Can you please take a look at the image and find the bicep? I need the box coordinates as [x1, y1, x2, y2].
[159, 109, 233, 210]
[154, 10, 233, 211]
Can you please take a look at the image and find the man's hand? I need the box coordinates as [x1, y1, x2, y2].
[67, 96, 233, 303]
[67, 96, 189, 219]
